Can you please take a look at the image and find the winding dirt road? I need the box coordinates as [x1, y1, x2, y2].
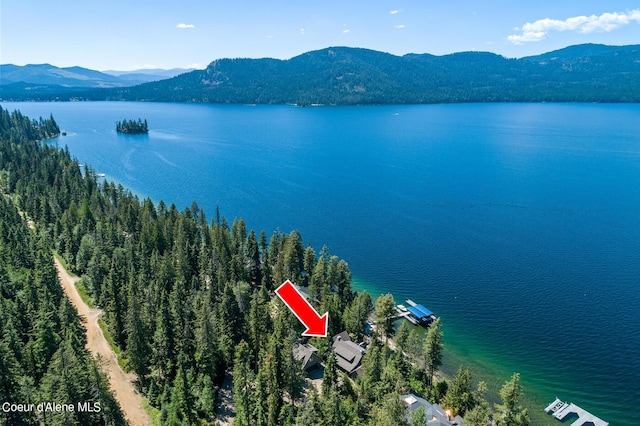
[54, 258, 151, 426]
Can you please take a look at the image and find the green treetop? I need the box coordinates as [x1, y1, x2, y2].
[116, 118, 148, 134]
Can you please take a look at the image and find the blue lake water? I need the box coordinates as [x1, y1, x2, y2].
[5, 101, 640, 425]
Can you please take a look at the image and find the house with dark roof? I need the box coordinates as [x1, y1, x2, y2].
[293, 342, 321, 372]
[330, 331, 366, 377]
[401, 393, 466, 426]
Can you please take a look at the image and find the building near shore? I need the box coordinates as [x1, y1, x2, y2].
[330, 331, 366, 377]
[401, 393, 466, 426]
[293, 342, 322, 372]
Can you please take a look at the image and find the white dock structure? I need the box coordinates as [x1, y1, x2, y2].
[545, 398, 608, 426]
[395, 305, 419, 324]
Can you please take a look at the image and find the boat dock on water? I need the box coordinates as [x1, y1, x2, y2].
[395, 299, 437, 326]
[394, 307, 419, 324]
[545, 398, 608, 426]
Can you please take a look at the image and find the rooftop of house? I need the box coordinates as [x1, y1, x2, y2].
[331, 331, 365, 375]
[293, 342, 321, 371]
[294, 342, 317, 364]
[401, 393, 466, 426]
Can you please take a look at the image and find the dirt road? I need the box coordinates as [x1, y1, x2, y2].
[54, 258, 151, 426]
[215, 372, 235, 426]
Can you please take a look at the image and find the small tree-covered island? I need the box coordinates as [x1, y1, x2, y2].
[0, 106, 531, 425]
[116, 118, 148, 134]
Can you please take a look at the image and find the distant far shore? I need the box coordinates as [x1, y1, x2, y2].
[2, 44, 640, 104]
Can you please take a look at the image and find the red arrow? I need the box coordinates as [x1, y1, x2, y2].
[275, 280, 328, 337]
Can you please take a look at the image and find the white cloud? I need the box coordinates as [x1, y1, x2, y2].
[343, 29, 350, 33]
[300, 28, 305, 35]
[176, 23, 195, 29]
[394, 24, 405, 29]
[508, 9, 640, 44]
[390, 10, 399, 15]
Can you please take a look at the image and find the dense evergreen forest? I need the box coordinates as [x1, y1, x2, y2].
[0, 107, 126, 425]
[2, 43, 639, 105]
[0, 106, 530, 425]
[116, 118, 148, 134]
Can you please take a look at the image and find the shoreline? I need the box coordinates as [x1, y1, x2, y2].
[6, 100, 629, 425]
[351, 275, 557, 425]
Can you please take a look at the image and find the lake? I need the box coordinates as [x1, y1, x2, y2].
[5, 101, 640, 425]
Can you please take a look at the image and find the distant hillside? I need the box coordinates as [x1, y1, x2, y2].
[0, 81, 91, 100]
[3, 44, 640, 103]
[100, 68, 195, 84]
[0, 64, 190, 97]
[0, 63, 132, 88]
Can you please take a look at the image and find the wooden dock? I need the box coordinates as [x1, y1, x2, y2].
[545, 398, 608, 426]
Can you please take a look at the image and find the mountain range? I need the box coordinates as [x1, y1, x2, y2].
[0, 64, 193, 92]
[1, 44, 639, 104]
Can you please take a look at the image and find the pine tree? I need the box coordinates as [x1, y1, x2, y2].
[252, 370, 269, 426]
[322, 386, 347, 426]
[195, 373, 217, 421]
[374, 293, 396, 341]
[248, 286, 272, 366]
[194, 298, 221, 381]
[39, 344, 81, 425]
[283, 230, 304, 284]
[28, 313, 60, 382]
[295, 387, 321, 425]
[87, 359, 128, 426]
[411, 406, 427, 426]
[151, 291, 174, 385]
[495, 373, 530, 426]
[309, 254, 326, 301]
[322, 352, 337, 398]
[395, 320, 411, 355]
[368, 392, 409, 426]
[406, 328, 422, 362]
[218, 281, 244, 362]
[0, 341, 33, 426]
[465, 403, 490, 426]
[442, 366, 475, 417]
[57, 297, 86, 355]
[362, 343, 384, 401]
[344, 290, 372, 341]
[125, 274, 151, 387]
[423, 317, 443, 386]
[302, 245, 316, 287]
[246, 230, 261, 285]
[168, 362, 196, 425]
[233, 341, 254, 426]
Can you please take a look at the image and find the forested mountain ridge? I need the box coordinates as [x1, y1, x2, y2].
[4, 43, 639, 104]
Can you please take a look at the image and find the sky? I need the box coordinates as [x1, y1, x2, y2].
[1, 1, 639, 71]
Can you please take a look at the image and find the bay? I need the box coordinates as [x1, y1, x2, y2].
[5, 101, 640, 425]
